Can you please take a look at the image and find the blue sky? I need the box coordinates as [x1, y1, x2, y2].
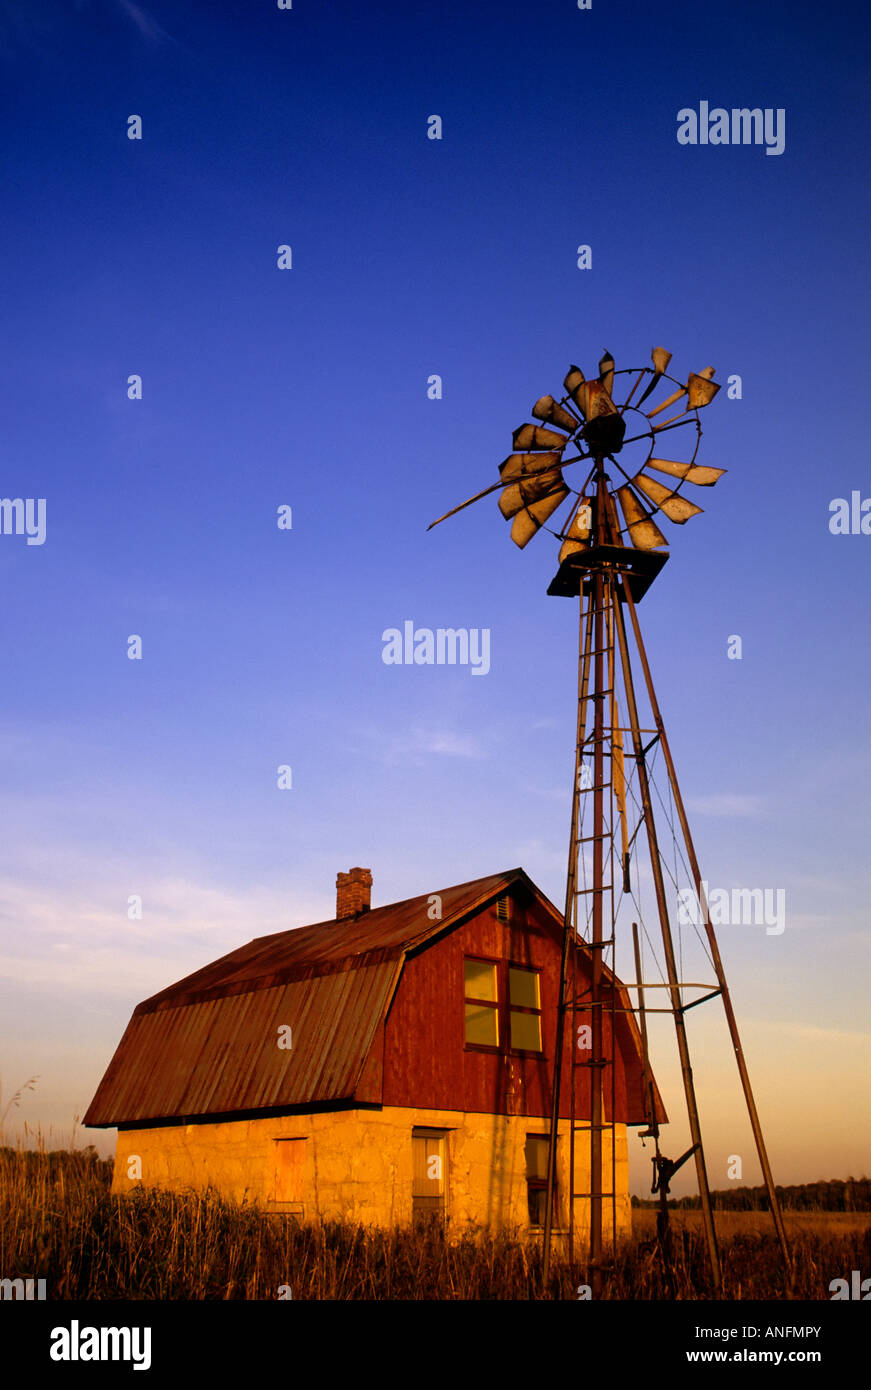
[0, 0, 869, 1194]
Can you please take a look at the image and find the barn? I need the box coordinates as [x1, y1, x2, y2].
[85, 867, 663, 1240]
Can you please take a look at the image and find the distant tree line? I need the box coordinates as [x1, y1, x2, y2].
[0, 1145, 113, 1183]
[632, 1178, 871, 1212]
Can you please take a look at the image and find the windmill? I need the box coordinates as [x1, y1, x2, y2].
[428, 348, 790, 1294]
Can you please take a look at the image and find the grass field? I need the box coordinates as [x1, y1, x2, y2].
[2, 1146, 868, 1300]
[633, 1208, 871, 1238]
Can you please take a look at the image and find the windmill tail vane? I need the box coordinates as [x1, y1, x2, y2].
[429, 348, 791, 1299]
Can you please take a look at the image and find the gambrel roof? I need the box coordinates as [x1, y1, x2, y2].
[84, 868, 660, 1128]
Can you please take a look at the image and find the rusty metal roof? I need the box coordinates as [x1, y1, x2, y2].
[84, 869, 530, 1127]
[84, 961, 401, 1127]
[136, 868, 526, 1012]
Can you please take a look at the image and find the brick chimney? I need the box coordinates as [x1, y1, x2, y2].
[336, 867, 372, 919]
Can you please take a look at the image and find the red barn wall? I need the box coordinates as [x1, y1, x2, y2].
[379, 891, 649, 1121]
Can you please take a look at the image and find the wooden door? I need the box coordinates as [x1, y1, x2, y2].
[272, 1138, 306, 1213]
[412, 1130, 447, 1220]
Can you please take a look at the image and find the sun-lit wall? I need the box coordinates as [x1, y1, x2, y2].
[111, 1107, 631, 1241]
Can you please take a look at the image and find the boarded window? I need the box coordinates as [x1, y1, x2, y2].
[509, 967, 542, 1052]
[464, 959, 499, 1046]
[525, 1134, 552, 1227]
[271, 1138, 306, 1211]
[412, 1129, 447, 1222]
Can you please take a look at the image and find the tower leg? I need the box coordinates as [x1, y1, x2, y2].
[622, 583, 792, 1274]
[611, 575, 722, 1290]
[588, 568, 606, 1295]
[543, 590, 594, 1282]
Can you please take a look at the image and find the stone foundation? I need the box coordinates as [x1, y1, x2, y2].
[112, 1106, 631, 1243]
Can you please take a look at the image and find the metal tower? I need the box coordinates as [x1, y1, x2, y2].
[429, 348, 790, 1295]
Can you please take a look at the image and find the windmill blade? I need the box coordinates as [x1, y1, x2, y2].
[510, 482, 570, 548]
[558, 536, 587, 563]
[563, 365, 618, 423]
[561, 496, 592, 541]
[498, 468, 566, 520]
[651, 346, 672, 375]
[585, 378, 618, 419]
[635, 346, 673, 408]
[533, 394, 580, 434]
[564, 365, 588, 418]
[633, 471, 704, 523]
[687, 368, 720, 409]
[499, 451, 565, 482]
[615, 484, 668, 550]
[512, 423, 570, 451]
[598, 350, 615, 396]
[650, 367, 718, 423]
[557, 496, 592, 563]
[647, 457, 725, 487]
[427, 439, 584, 536]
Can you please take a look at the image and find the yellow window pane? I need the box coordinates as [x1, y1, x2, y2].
[525, 1134, 549, 1179]
[509, 967, 540, 1008]
[464, 959, 497, 1001]
[510, 1009, 542, 1051]
[465, 1002, 499, 1046]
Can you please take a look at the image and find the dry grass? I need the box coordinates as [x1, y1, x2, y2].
[2, 1146, 868, 1300]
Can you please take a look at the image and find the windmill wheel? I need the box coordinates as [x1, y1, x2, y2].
[502, 348, 725, 557]
[428, 348, 726, 562]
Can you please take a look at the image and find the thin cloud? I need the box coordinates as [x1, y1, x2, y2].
[0, 1, 176, 54]
[0, 872, 330, 998]
[114, 0, 174, 44]
[420, 729, 485, 758]
[373, 725, 488, 763]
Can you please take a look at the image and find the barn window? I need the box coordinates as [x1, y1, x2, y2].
[495, 894, 511, 922]
[464, 958, 499, 1047]
[270, 1138, 306, 1213]
[412, 1128, 448, 1224]
[525, 1134, 554, 1227]
[509, 967, 542, 1052]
